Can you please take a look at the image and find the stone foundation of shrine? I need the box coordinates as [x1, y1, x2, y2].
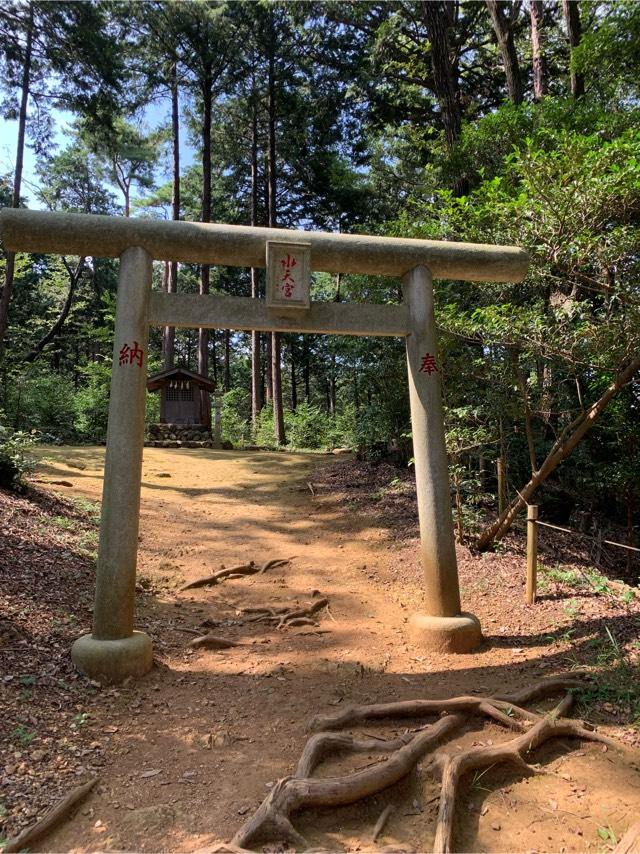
[145, 422, 230, 449]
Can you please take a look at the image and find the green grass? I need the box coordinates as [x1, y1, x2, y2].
[576, 621, 640, 727]
[78, 531, 98, 549]
[539, 563, 637, 607]
[12, 725, 35, 746]
[542, 565, 582, 586]
[69, 496, 101, 522]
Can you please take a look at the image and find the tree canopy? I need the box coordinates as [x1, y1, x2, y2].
[1, 0, 638, 550]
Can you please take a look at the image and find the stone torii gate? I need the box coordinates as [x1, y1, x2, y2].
[0, 209, 528, 683]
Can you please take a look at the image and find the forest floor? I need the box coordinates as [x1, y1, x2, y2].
[2, 446, 640, 854]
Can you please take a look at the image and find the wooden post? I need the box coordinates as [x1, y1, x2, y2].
[497, 456, 507, 515]
[526, 504, 539, 604]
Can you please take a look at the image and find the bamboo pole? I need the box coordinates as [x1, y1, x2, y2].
[526, 505, 539, 604]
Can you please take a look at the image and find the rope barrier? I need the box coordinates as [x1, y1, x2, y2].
[534, 519, 640, 554]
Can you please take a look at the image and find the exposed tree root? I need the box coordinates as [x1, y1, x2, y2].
[180, 558, 291, 591]
[189, 634, 243, 650]
[259, 558, 291, 574]
[295, 731, 415, 779]
[231, 677, 629, 852]
[371, 803, 395, 843]
[3, 777, 98, 853]
[431, 692, 619, 854]
[309, 694, 531, 733]
[180, 564, 255, 590]
[241, 595, 329, 629]
[614, 821, 640, 854]
[232, 715, 462, 850]
[277, 597, 329, 629]
[307, 675, 587, 732]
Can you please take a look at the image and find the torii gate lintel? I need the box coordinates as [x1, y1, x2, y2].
[0, 210, 528, 683]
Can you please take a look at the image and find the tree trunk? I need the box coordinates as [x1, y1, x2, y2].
[223, 329, 231, 391]
[329, 355, 336, 415]
[290, 339, 297, 410]
[511, 350, 537, 474]
[303, 339, 311, 402]
[267, 22, 286, 445]
[211, 329, 217, 385]
[477, 354, 640, 550]
[530, 0, 547, 100]
[197, 68, 213, 429]
[265, 333, 273, 404]
[250, 91, 262, 424]
[0, 2, 34, 357]
[562, 0, 584, 98]
[626, 487, 636, 576]
[23, 258, 85, 362]
[272, 334, 285, 443]
[421, 1, 461, 151]
[485, 1, 524, 104]
[198, 68, 212, 382]
[163, 58, 180, 369]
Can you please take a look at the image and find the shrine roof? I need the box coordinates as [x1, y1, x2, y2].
[146, 367, 216, 392]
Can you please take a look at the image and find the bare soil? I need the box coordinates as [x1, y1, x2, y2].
[2, 446, 640, 853]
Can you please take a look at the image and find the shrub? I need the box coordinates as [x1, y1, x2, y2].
[5, 367, 76, 441]
[352, 404, 399, 460]
[73, 361, 111, 441]
[327, 404, 358, 449]
[253, 407, 276, 447]
[0, 424, 36, 490]
[221, 388, 251, 446]
[285, 403, 331, 449]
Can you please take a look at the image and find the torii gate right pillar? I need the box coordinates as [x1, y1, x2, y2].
[404, 265, 482, 652]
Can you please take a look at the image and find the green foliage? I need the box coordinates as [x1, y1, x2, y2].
[578, 656, 640, 729]
[253, 407, 276, 448]
[0, 422, 35, 490]
[285, 403, 332, 450]
[4, 367, 77, 440]
[574, 0, 640, 103]
[221, 388, 251, 446]
[73, 361, 111, 441]
[248, 403, 357, 452]
[0, 0, 638, 550]
[351, 404, 400, 460]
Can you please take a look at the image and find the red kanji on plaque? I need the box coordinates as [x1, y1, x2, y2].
[419, 352, 438, 375]
[119, 341, 144, 367]
[280, 254, 297, 298]
[267, 241, 310, 310]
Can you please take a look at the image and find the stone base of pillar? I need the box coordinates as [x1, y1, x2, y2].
[71, 631, 153, 684]
[408, 612, 482, 653]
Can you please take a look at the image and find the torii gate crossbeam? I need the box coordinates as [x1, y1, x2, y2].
[0, 209, 528, 683]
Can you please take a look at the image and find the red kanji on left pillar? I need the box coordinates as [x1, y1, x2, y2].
[119, 341, 144, 367]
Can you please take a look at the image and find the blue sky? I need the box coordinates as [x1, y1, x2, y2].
[0, 99, 196, 211]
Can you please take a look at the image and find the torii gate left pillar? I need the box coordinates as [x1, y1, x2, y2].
[0, 209, 528, 683]
[71, 247, 154, 680]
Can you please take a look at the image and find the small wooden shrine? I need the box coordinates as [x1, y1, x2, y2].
[146, 367, 215, 428]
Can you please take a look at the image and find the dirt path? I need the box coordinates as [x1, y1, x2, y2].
[15, 447, 640, 852]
